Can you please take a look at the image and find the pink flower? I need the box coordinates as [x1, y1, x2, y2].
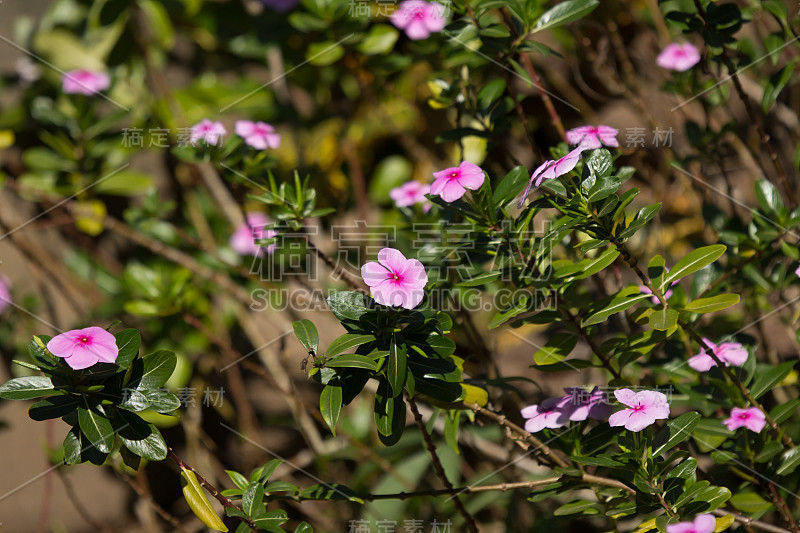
[566, 125, 619, 150]
[608, 389, 670, 432]
[521, 396, 572, 433]
[666, 514, 716, 533]
[562, 387, 614, 421]
[230, 212, 277, 256]
[390, 181, 431, 208]
[235, 120, 281, 150]
[361, 248, 428, 309]
[190, 119, 227, 146]
[795, 264, 800, 278]
[390, 1, 447, 40]
[517, 147, 583, 208]
[688, 338, 749, 372]
[47, 327, 119, 370]
[0, 275, 11, 314]
[724, 407, 766, 433]
[656, 42, 701, 72]
[431, 161, 485, 202]
[62, 70, 111, 95]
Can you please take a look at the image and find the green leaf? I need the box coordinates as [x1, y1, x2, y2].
[374, 380, 406, 445]
[653, 412, 701, 456]
[226, 470, 249, 490]
[571, 455, 624, 467]
[582, 294, 650, 326]
[63, 429, 82, 465]
[586, 149, 613, 179]
[320, 382, 343, 435]
[357, 24, 399, 55]
[489, 294, 530, 328]
[292, 319, 319, 354]
[586, 176, 622, 203]
[306, 41, 344, 66]
[300, 483, 363, 503]
[114, 329, 141, 368]
[325, 334, 375, 357]
[140, 389, 181, 413]
[0, 376, 55, 400]
[492, 166, 527, 206]
[649, 308, 679, 331]
[135, 350, 177, 390]
[729, 492, 772, 514]
[683, 294, 740, 314]
[181, 468, 229, 532]
[115, 410, 168, 461]
[661, 245, 726, 290]
[29, 396, 78, 421]
[325, 354, 378, 371]
[754, 179, 785, 216]
[252, 509, 288, 529]
[242, 481, 265, 517]
[533, 333, 578, 365]
[750, 361, 794, 399]
[776, 447, 800, 476]
[762, 60, 797, 112]
[554, 499, 600, 516]
[387, 337, 407, 397]
[77, 402, 115, 453]
[770, 399, 800, 424]
[457, 271, 502, 287]
[533, 0, 600, 33]
[574, 248, 619, 279]
[327, 291, 371, 321]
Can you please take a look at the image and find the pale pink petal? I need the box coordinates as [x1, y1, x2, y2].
[377, 248, 408, 273]
[608, 410, 632, 428]
[264, 133, 281, 149]
[667, 522, 701, 533]
[637, 390, 668, 407]
[625, 411, 656, 432]
[399, 258, 428, 287]
[245, 135, 269, 150]
[613, 388, 638, 407]
[235, 120, 256, 138]
[456, 162, 485, 190]
[551, 147, 583, 176]
[566, 126, 594, 145]
[520, 405, 540, 418]
[361, 261, 391, 287]
[430, 177, 449, 197]
[82, 327, 118, 363]
[424, 7, 446, 32]
[438, 180, 467, 202]
[47, 332, 81, 359]
[405, 20, 430, 40]
[524, 416, 548, 433]
[719, 343, 748, 366]
[65, 347, 99, 370]
[694, 514, 717, 533]
[646, 402, 671, 420]
[433, 167, 459, 181]
[688, 353, 716, 372]
[596, 126, 619, 146]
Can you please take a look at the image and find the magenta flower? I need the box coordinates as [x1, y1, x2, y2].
[688, 338, 748, 372]
[390, 1, 447, 40]
[566, 125, 619, 150]
[47, 327, 119, 370]
[361, 248, 428, 309]
[608, 389, 670, 432]
[390, 181, 431, 208]
[517, 147, 583, 208]
[666, 514, 716, 533]
[656, 42, 701, 72]
[430, 161, 485, 202]
[0, 275, 11, 314]
[724, 407, 766, 433]
[235, 120, 281, 150]
[62, 69, 110, 95]
[190, 119, 227, 146]
[521, 396, 571, 432]
[230, 212, 277, 256]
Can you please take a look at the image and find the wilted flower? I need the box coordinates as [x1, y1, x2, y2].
[190, 119, 227, 146]
[724, 407, 766, 433]
[566, 125, 619, 150]
[666, 514, 716, 533]
[431, 161, 485, 202]
[608, 389, 670, 432]
[62, 70, 110, 95]
[390, 181, 431, 208]
[656, 42, 701, 72]
[230, 212, 277, 256]
[361, 247, 428, 309]
[47, 327, 119, 370]
[688, 338, 748, 372]
[235, 121, 281, 150]
[390, 0, 447, 40]
[517, 147, 583, 208]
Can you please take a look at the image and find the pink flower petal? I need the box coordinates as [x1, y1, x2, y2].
[47, 332, 81, 359]
[361, 261, 391, 287]
[438, 179, 467, 202]
[608, 410, 632, 428]
[625, 410, 657, 432]
[693, 514, 717, 533]
[235, 120, 256, 138]
[64, 347, 99, 370]
[377, 248, 408, 273]
[81, 327, 119, 363]
[613, 388, 638, 407]
[688, 353, 716, 372]
[455, 161, 486, 190]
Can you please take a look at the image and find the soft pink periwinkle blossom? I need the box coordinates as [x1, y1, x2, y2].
[62, 70, 111, 95]
[390, 1, 447, 40]
[0, 275, 11, 314]
[235, 120, 281, 150]
[566, 125, 619, 150]
[656, 42, 701, 72]
[608, 389, 670, 432]
[517, 147, 583, 208]
[431, 161, 485, 202]
[666, 514, 716, 533]
[724, 407, 766, 433]
[390, 180, 431, 208]
[687, 338, 749, 372]
[230, 212, 277, 257]
[361, 248, 428, 309]
[521, 387, 613, 433]
[190, 119, 227, 146]
[47, 327, 119, 370]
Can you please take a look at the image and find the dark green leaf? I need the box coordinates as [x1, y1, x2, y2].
[0, 376, 55, 400]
